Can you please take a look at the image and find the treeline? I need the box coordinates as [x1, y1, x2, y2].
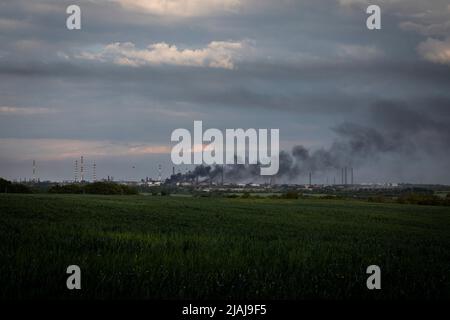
[368, 193, 450, 206]
[48, 182, 138, 195]
[222, 191, 450, 206]
[1, 178, 139, 195]
[0, 178, 32, 193]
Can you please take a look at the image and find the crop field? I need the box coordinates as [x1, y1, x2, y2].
[0, 194, 449, 300]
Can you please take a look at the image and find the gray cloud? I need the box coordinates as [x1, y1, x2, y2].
[1, 0, 450, 182]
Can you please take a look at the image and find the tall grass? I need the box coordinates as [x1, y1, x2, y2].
[1, 194, 449, 299]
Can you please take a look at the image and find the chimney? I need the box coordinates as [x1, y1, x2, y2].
[93, 161, 96, 182]
[32, 160, 36, 182]
[74, 160, 78, 182]
[80, 156, 84, 182]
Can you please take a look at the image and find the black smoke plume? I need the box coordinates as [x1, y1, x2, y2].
[166, 101, 450, 184]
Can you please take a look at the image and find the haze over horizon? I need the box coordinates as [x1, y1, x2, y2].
[1, 0, 450, 183]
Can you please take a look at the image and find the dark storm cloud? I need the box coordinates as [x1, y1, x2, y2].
[1, 58, 449, 119]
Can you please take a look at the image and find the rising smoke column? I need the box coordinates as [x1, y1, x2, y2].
[167, 101, 450, 183]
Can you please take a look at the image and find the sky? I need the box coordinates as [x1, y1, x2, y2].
[0, 0, 449, 183]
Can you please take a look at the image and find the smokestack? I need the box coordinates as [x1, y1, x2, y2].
[344, 167, 348, 185]
[351, 167, 354, 185]
[309, 172, 312, 186]
[158, 164, 162, 182]
[341, 168, 344, 184]
[74, 160, 78, 182]
[172, 166, 175, 176]
[32, 160, 36, 182]
[93, 161, 96, 182]
[80, 156, 84, 182]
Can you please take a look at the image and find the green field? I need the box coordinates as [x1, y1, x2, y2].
[1, 194, 450, 299]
